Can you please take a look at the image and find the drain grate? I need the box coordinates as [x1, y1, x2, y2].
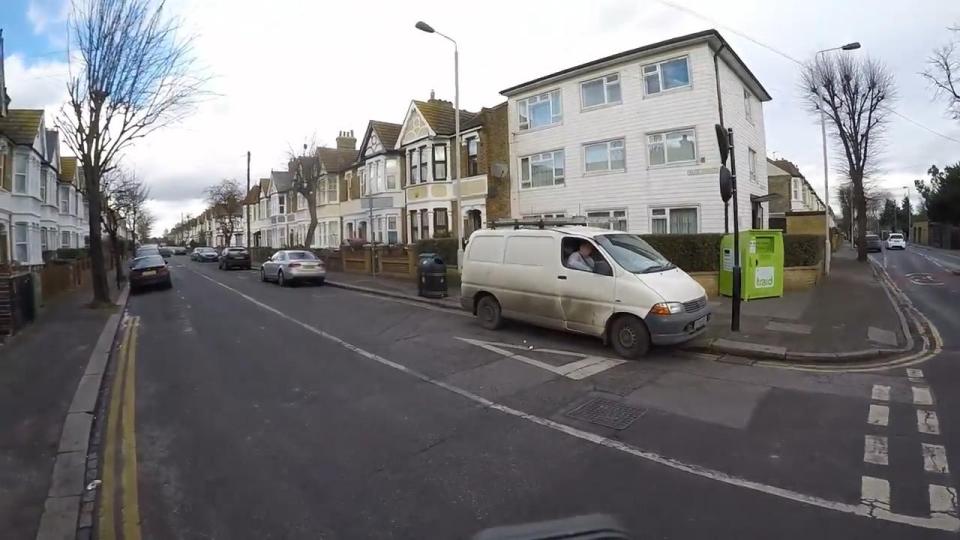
[565, 397, 644, 430]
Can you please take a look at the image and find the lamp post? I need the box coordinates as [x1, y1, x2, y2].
[415, 20, 463, 268]
[816, 41, 860, 276]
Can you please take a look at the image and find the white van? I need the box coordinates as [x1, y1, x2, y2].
[460, 223, 710, 358]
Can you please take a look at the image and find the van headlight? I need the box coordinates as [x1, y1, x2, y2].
[650, 302, 684, 316]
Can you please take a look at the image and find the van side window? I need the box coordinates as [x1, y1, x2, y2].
[561, 237, 611, 275]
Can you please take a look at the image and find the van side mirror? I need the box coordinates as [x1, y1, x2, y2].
[595, 260, 613, 276]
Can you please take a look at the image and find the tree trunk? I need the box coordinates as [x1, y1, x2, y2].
[108, 230, 122, 288]
[306, 191, 318, 248]
[86, 167, 112, 305]
[852, 173, 869, 262]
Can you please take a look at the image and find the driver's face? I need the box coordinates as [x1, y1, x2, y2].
[579, 243, 593, 256]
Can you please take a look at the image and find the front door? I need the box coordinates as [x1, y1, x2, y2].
[558, 237, 616, 335]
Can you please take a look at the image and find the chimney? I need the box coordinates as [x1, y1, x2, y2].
[429, 89, 435, 100]
[336, 129, 356, 150]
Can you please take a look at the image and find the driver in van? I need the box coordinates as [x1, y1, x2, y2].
[566, 240, 597, 273]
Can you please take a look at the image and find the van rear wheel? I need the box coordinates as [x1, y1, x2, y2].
[610, 316, 650, 359]
[476, 296, 503, 330]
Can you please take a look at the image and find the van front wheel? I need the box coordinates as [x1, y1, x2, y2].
[476, 296, 503, 330]
[610, 316, 650, 359]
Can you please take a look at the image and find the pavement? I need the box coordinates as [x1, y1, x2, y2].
[325, 269, 461, 309]
[692, 247, 912, 361]
[84, 254, 960, 539]
[0, 280, 121, 540]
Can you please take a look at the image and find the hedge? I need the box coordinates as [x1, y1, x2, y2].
[640, 234, 724, 272]
[415, 238, 459, 265]
[784, 234, 823, 267]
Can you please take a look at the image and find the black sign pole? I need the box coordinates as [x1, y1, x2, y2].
[728, 127, 741, 332]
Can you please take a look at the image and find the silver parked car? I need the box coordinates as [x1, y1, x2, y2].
[260, 250, 326, 286]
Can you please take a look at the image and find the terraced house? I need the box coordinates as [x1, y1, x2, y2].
[500, 29, 771, 233]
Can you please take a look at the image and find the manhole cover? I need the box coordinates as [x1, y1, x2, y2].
[565, 397, 644, 430]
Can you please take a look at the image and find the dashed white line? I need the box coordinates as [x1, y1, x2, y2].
[913, 386, 934, 406]
[922, 443, 950, 474]
[861, 476, 891, 511]
[917, 410, 941, 435]
[187, 267, 960, 532]
[867, 404, 890, 427]
[864, 435, 889, 466]
[872, 385, 891, 402]
[930, 485, 959, 518]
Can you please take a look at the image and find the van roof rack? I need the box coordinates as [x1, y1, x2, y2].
[488, 217, 588, 230]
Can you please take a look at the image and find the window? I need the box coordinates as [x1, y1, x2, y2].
[581, 73, 621, 108]
[326, 176, 337, 202]
[386, 216, 398, 244]
[587, 209, 628, 231]
[385, 158, 398, 190]
[520, 150, 565, 189]
[14, 223, 28, 262]
[650, 207, 698, 234]
[0, 154, 6, 190]
[642, 57, 690, 95]
[647, 129, 696, 165]
[791, 178, 801, 200]
[40, 227, 48, 252]
[359, 167, 367, 195]
[420, 209, 429, 238]
[523, 212, 566, 219]
[59, 186, 70, 213]
[410, 210, 420, 242]
[0, 225, 7, 263]
[748, 148, 758, 183]
[419, 146, 429, 182]
[409, 149, 419, 184]
[40, 171, 48, 202]
[467, 138, 479, 176]
[434, 208, 448, 236]
[743, 88, 753, 122]
[278, 194, 286, 214]
[14, 154, 27, 193]
[584, 139, 625, 173]
[518, 89, 562, 130]
[433, 144, 447, 180]
[370, 161, 380, 193]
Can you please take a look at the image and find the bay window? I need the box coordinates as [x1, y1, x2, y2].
[387, 215, 398, 244]
[519, 150, 565, 189]
[642, 57, 690, 95]
[14, 154, 27, 193]
[40, 170, 48, 202]
[326, 176, 337, 202]
[518, 89, 562, 131]
[40, 227, 48, 252]
[583, 139, 625, 173]
[278, 193, 286, 214]
[433, 145, 447, 180]
[410, 210, 420, 242]
[467, 138, 479, 176]
[409, 148, 419, 184]
[386, 158, 398, 190]
[647, 128, 696, 166]
[14, 223, 28, 262]
[434, 208, 448, 236]
[581, 73, 622, 109]
[59, 185, 70, 213]
[650, 207, 698, 234]
[419, 146, 429, 182]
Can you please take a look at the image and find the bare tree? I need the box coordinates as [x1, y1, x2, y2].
[802, 55, 896, 261]
[206, 179, 244, 247]
[289, 142, 321, 248]
[56, 0, 206, 306]
[134, 207, 154, 242]
[922, 26, 960, 121]
[102, 168, 149, 286]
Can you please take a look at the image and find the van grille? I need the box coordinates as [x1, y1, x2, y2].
[683, 296, 707, 313]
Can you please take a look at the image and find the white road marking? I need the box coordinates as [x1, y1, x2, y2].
[871, 385, 890, 402]
[923, 443, 950, 474]
[861, 476, 891, 512]
[930, 485, 959, 518]
[864, 435, 889, 465]
[455, 337, 625, 380]
[913, 386, 934, 406]
[188, 268, 960, 532]
[867, 404, 889, 427]
[917, 410, 941, 435]
[906, 368, 924, 379]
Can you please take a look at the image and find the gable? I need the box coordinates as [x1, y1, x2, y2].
[364, 131, 383, 157]
[397, 104, 433, 148]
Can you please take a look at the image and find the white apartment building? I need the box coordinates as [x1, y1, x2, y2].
[500, 29, 772, 234]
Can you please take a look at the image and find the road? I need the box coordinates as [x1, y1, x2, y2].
[100, 253, 959, 539]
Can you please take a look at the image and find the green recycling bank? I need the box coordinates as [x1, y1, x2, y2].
[719, 230, 784, 300]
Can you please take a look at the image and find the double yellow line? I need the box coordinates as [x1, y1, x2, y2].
[100, 316, 142, 540]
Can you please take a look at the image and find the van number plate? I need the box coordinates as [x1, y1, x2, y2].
[693, 316, 707, 330]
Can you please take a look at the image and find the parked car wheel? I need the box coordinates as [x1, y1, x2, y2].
[278, 270, 287, 287]
[260, 267, 268, 282]
[609, 315, 650, 359]
[476, 295, 503, 330]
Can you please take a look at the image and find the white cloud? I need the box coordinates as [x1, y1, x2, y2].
[26, 0, 70, 36]
[3, 54, 69, 117]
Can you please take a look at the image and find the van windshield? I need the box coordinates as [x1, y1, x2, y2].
[594, 234, 675, 274]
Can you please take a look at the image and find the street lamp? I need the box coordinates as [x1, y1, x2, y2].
[415, 20, 463, 268]
[816, 41, 860, 276]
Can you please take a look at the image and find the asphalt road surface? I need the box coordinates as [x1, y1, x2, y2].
[112, 254, 958, 539]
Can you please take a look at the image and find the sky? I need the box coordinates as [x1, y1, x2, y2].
[3, 0, 960, 235]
